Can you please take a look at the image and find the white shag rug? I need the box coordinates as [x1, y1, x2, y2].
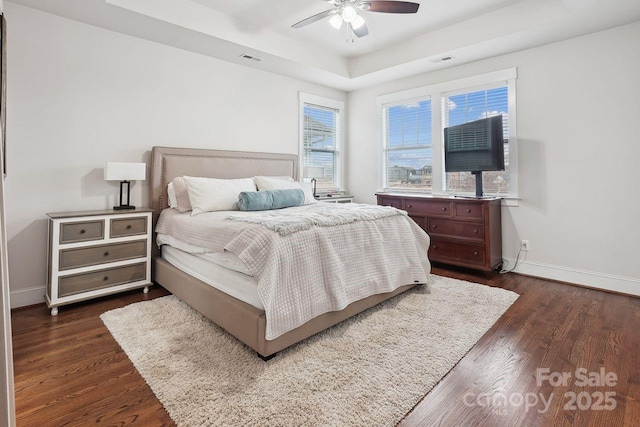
[101, 276, 518, 427]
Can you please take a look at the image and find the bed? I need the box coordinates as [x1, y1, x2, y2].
[150, 146, 431, 359]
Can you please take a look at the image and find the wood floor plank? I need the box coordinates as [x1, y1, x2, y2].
[11, 270, 640, 426]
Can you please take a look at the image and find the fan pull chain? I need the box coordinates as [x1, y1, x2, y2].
[346, 25, 355, 43]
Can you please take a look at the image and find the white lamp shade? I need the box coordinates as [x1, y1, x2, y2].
[303, 166, 324, 179]
[352, 15, 365, 30]
[341, 5, 357, 23]
[104, 162, 146, 181]
[329, 14, 343, 30]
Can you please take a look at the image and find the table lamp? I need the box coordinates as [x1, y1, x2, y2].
[303, 166, 324, 198]
[104, 162, 146, 210]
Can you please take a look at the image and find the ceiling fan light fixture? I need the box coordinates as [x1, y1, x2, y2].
[341, 5, 358, 23]
[329, 14, 343, 29]
[351, 15, 365, 30]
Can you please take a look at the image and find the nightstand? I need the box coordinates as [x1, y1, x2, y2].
[46, 208, 153, 315]
[316, 195, 354, 203]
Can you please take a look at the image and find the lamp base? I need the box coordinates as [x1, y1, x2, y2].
[114, 180, 136, 210]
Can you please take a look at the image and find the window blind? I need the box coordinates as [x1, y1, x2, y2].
[442, 85, 510, 195]
[303, 103, 341, 191]
[382, 98, 432, 190]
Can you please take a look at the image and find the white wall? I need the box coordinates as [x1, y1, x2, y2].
[4, 3, 346, 306]
[348, 21, 640, 295]
[5, 3, 640, 306]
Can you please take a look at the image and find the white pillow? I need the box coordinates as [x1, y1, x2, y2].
[167, 177, 193, 212]
[167, 182, 177, 209]
[183, 176, 256, 215]
[254, 176, 317, 205]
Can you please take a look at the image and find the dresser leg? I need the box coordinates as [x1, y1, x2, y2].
[143, 286, 149, 294]
[51, 307, 58, 316]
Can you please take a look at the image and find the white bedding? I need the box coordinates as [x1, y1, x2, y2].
[157, 233, 251, 275]
[156, 203, 431, 340]
[161, 245, 263, 310]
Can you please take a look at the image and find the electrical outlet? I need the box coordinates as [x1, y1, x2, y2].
[521, 240, 530, 251]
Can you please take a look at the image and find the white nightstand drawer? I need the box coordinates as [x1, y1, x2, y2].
[58, 262, 147, 297]
[110, 217, 147, 238]
[60, 220, 104, 244]
[59, 240, 147, 271]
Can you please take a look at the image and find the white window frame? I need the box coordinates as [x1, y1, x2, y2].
[380, 95, 433, 191]
[377, 68, 518, 203]
[299, 92, 345, 192]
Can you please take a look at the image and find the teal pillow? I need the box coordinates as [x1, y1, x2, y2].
[238, 189, 305, 211]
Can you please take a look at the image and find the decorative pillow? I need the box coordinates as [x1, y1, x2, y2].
[167, 182, 177, 209]
[238, 189, 305, 211]
[183, 176, 256, 215]
[167, 177, 193, 212]
[256, 175, 295, 184]
[254, 175, 317, 205]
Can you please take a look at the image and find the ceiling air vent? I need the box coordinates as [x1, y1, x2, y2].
[431, 55, 454, 63]
[240, 54, 262, 62]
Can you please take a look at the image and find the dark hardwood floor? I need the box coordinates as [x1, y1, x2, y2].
[11, 268, 640, 426]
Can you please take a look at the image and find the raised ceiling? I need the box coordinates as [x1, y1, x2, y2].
[8, 0, 640, 90]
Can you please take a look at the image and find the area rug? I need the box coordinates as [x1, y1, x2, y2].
[101, 276, 518, 426]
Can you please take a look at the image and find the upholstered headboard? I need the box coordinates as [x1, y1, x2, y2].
[150, 146, 298, 227]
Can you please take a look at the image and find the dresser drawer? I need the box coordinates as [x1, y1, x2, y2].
[409, 215, 426, 231]
[429, 239, 485, 266]
[404, 199, 451, 216]
[59, 240, 147, 271]
[378, 196, 402, 209]
[58, 262, 147, 297]
[60, 220, 104, 244]
[454, 202, 484, 220]
[110, 217, 147, 238]
[427, 219, 484, 241]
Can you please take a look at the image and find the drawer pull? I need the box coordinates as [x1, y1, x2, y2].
[103, 251, 110, 257]
[80, 229, 86, 234]
[432, 245, 437, 249]
[466, 209, 471, 213]
[441, 207, 447, 211]
[473, 251, 479, 256]
[126, 225, 132, 230]
[103, 276, 109, 281]
[407, 204, 412, 208]
[432, 225, 437, 229]
[474, 229, 479, 234]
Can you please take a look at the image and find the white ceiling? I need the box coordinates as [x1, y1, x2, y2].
[8, 0, 640, 91]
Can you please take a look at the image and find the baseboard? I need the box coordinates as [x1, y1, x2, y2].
[10, 286, 45, 309]
[10, 262, 640, 307]
[504, 258, 640, 297]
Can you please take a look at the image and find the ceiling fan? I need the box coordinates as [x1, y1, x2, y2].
[292, 0, 420, 39]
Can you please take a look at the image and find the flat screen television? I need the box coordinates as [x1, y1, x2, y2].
[444, 115, 505, 197]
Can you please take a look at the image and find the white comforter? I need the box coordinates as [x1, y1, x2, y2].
[156, 203, 431, 340]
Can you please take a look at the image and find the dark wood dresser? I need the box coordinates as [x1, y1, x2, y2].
[376, 193, 502, 271]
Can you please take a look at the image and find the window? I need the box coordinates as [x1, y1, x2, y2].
[381, 98, 432, 190]
[299, 94, 344, 192]
[443, 84, 511, 196]
[378, 68, 518, 199]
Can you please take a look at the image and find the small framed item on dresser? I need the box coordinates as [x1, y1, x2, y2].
[46, 208, 153, 315]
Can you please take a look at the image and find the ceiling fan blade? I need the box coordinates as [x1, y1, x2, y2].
[351, 22, 369, 37]
[292, 9, 336, 28]
[361, 1, 420, 14]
